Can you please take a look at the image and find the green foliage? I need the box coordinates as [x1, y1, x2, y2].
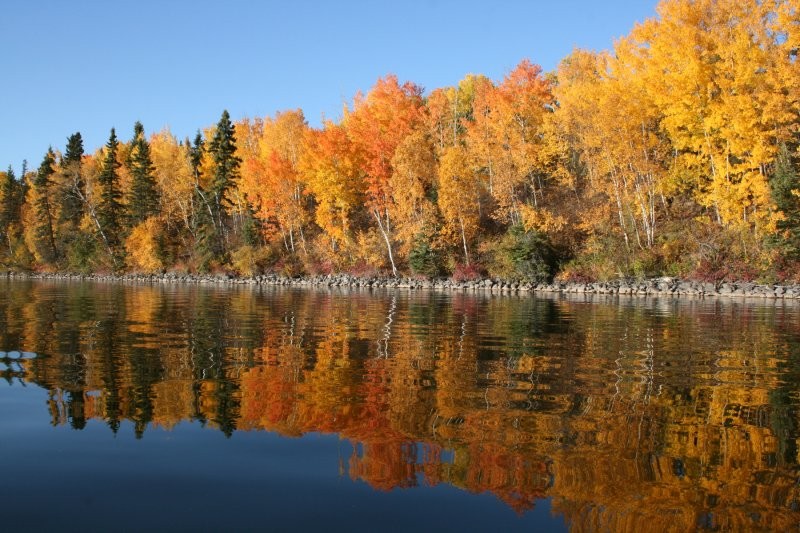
[192, 187, 216, 273]
[208, 110, 241, 214]
[60, 132, 86, 226]
[189, 131, 204, 176]
[97, 129, 126, 269]
[484, 225, 553, 282]
[65, 232, 97, 273]
[409, 232, 443, 278]
[0, 166, 22, 227]
[196, 112, 243, 264]
[769, 143, 800, 260]
[127, 122, 160, 225]
[0, 165, 24, 263]
[34, 149, 59, 264]
[240, 203, 260, 247]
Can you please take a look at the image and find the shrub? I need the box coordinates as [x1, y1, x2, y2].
[230, 245, 275, 277]
[273, 253, 304, 277]
[409, 233, 443, 278]
[484, 225, 554, 282]
[452, 262, 483, 282]
[65, 232, 98, 274]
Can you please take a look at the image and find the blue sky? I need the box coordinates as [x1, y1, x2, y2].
[1, 0, 659, 172]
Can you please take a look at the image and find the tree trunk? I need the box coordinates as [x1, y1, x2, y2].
[373, 208, 397, 277]
[459, 217, 470, 265]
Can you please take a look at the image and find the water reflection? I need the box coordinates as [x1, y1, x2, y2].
[2, 279, 800, 530]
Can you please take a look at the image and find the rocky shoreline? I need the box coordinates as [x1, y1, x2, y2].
[5, 270, 800, 300]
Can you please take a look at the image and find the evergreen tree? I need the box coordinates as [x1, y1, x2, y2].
[240, 202, 260, 247]
[1, 166, 18, 223]
[34, 149, 59, 263]
[769, 143, 800, 259]
[189, 131, 204, 179]
[207, 110, 241, 256]
[209, 110, 241, 211]
[127, 121, 160, 225]
[61, 132, 86, 225]
[188, 132, 214, 271]
[193, 186, 215, 271]
[97, 128, 125, 268]
[0, 166, 21, 256]
[19, 160, 28, 200]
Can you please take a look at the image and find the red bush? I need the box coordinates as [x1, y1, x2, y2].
[451, 263, 483, 282]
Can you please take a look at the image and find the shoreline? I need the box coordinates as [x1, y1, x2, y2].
[5, 271, 800, 300]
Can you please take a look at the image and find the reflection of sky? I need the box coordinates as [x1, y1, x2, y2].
[0, 382, 566, 531]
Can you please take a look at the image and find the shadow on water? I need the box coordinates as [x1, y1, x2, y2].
[1, 279, 800, 530]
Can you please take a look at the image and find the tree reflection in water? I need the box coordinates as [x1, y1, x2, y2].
[2, 279, 799, 530]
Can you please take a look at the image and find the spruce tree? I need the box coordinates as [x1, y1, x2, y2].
[34, 149, 59, 263]
[19, 160, 28, 200]
[209, 110, 241, 210]
[189, 131, 204, 178]
[189, 132, 215, 271]
[0, 166, 21, 257]
[207, 110, 241, 257]
[61, 132, 86, 225]
[97, 128, 125, 268]
[127, 121, 160, 225]
[193, 186, 216, 271]
[769, 143, 800, 259]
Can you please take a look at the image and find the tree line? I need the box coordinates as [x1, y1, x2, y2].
[2, 0, 799, 282]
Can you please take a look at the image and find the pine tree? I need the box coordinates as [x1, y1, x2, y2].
[97, 128, 125, 268]
[34, 149, 58, 263]
[127, 121, 160, 225]
[61, 132, 86, 225]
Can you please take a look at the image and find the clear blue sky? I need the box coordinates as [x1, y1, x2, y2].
[1, 0, 659, 173]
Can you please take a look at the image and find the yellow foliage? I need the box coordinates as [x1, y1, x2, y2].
[237, 110, 311, 253]
[437, 146, 481, 264]
[521, 205, 567, 233]
[300, 122, 364, 249]
[124, 218, 164, 273]
[389, 130, 437, 254]
[630, 0, 794, 231]
[150, 129, 195, 232]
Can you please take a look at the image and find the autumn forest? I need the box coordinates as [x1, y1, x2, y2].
[2, 0, 800, 282]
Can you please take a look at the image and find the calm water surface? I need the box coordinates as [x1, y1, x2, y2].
[1, 279, 800, 531]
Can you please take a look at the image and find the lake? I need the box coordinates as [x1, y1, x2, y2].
[1, 279, 799, 531]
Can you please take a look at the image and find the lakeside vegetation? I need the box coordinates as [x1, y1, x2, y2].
[2, 0, 800, 282]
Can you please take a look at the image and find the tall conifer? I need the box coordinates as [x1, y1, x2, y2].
[770, 143, 800, 259]
[207, 110, 241, 257]
[97, 128, 125, 267]
[34, 149, 58, 263]
[0, 166, 20, 255]
[127, 121, 160, 225]
[61, 132, 86, 225]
